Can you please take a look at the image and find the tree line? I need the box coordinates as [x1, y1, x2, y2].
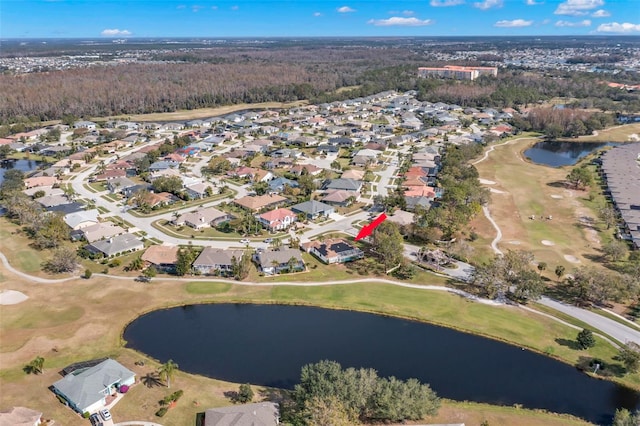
[282, 360, 440, 425]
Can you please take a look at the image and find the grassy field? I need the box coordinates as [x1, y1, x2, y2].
[471, 136, 613, 280]
[1, 250, 636, 426]
[559, 122, 640, 143]
[104, 101, 308, 122]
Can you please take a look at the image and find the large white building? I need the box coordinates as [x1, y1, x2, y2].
[418, 65, 498, 81]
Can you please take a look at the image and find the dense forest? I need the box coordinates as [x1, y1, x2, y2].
[1, 42, 639, 124]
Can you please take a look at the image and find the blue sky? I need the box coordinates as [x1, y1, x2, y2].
[1, 0, 639, 38]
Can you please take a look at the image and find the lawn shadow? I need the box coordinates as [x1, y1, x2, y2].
[555, 338, 581, 350]
[576, 356, 626, 378]
[546, 181, 568, 189]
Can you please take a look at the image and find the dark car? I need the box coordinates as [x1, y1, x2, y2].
[89, 413, 103, 426]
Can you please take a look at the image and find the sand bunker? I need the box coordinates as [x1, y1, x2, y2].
[550, 194, 563, 199]
[508, 241, 521, 245]
[564, 255, 581, 264]
[479, 179, 496, 185]
[490, 188, 506, 194]
[0, 290, 28, 305]
[541, 240, 555, 246]
[629, 133, 639, 141]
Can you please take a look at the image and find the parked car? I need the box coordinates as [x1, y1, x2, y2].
[99, 408, 111, 421]
[89, 413, 103, 426]
[263, 238, 273, 244]
[239, 238, 251, 245]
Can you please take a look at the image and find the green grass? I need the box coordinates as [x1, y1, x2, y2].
[127, 191, 235, 218]
[185, 282, 233, 294]
[4, 306, 84, 330]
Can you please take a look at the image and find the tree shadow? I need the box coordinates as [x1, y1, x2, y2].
[555, 338, 581, 350]
[258, 387, 289, 403]
[141, 372, 163, 388]
[223, 390, 239, 402]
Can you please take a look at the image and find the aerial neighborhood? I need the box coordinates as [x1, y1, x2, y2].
[0, 89, 527, 281]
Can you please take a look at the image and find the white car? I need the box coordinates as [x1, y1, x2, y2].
[239, 238, 251, 245]
[99, 408, 111, 421]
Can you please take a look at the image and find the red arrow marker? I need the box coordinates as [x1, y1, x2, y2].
[355, 213, 387, 241]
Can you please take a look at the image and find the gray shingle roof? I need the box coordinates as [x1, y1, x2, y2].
[291, 200, 334, 215]
[53, 359, 135, 412]
[204, 402, 279, 426]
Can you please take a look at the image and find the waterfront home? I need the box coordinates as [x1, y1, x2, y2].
[303, 238, 364, 264]
[202, 402, 279, 426]
[52, 358, 135, 414]
[141, 245, 179, 273]
[192, 248, 245, 275]
[0, 406, 43, 426]
[254, 249, 305, 275]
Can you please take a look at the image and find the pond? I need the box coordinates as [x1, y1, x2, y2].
[123, 303, 640, 424]
[524, 141, 617, 167]
[0, 159, 42, 184]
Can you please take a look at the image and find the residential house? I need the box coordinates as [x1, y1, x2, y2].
[192, 248, 245, 275]
[64, 209, 99, 230]
[321, 189, 357, 207]
[254, 249, 305, 275]
[291, 200, 335, 220]
[387, 210, 416, 233]
[185, 182, 215, 199]
[290, 164, 323, 176]
[234, 194, 287, 212]
[94, 169, 126, 182]
[73, 120, 97, 130]
[341, 169, 365, 181]
[202, 402, 279, 426]
[107, 177, 138, 194]
[75, 222, 126, 243]
[323, 178, 362, 192]
[52, 358, 135, 414]
[35, 194, 69, 208]
[24, 176, 58, 189]
[48, 202, 85, 215]
[268, 177, 298, 193]
[142, 192, 178, 208]
[141, 245, 179, 273]
[175, 207, 233, 229]
[303, 238, 364, 264]
[85, 233, 144, 257]
[0, 406, 43, 426]
[258, 208, 297, 231]
[149, 161, 178, 173]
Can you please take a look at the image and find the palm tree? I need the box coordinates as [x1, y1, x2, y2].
[158, 359, 179, 388]
[270, 237, 282, 250]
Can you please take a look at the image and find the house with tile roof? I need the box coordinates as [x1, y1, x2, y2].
[141, 245, 179, 272]
[52, 358, 135, 414]
[234, 194, 287, 212]
[258, 208, 297, 231]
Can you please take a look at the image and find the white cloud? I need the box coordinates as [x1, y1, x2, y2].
[597, 22, 640, 33]
[313, 12, 322, 17]
[555, 19, 591, 26]
[337, 6, 355, 13]
[101, 29, 132, 36]
[526, 0, 543, 5]
[368, 16, 434, 26]
[555, 0, 604, 16]
[474, 0, 503, 10]
[591, 9, 610, 17]
[494, 19, 532, 27]
[430, 0, 465, 6]
[402, 10, 415, 16]
[541, 19, 551, 24]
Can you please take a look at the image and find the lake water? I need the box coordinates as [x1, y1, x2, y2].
[0, 159, 42, 184]
[123, 303, 640, 424]
[524, 141, 617, 167]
